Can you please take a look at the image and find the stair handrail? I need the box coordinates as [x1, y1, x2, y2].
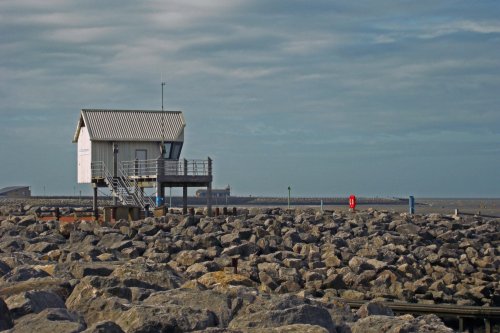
[96, 161, 137, 206]
[118, 164, 155, 209]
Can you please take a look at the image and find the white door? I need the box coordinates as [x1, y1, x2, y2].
[135, 149, 147, 175]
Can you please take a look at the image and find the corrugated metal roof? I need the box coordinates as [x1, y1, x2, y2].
[73, 109, 185, 142]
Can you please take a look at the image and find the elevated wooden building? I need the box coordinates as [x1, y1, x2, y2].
[72, 109, 213, 216]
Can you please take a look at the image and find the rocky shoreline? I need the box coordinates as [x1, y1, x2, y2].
[0, 206, 498, 332]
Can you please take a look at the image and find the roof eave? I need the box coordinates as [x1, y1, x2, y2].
[72, 111, 84, 143]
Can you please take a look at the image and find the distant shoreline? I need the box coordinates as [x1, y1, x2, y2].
[2, 196, 500, 216]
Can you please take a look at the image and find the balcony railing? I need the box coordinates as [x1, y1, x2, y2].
[91, 158, 212, 179]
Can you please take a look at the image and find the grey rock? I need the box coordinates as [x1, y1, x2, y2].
[81, 321, 125, 333]
[222, 243, 260, 257]
[355, 301, 394, 318]
[0, 297, 13, 331]
[7, 308, 85, 333]
[17, 215, 37, 227]
[70, 263, 116, 279]
[350, 314, 453, 333]
[138, 224, 158, 236]
[115, 304, 217, 333]
[229, 295, 336, 333]
[97, 232, 127, 250]
[110, 260, 184, 290]
[0, 266, 50, 283]
[66, 279, 129, 325]
[26, 241, 59, 253]
[174, 250, 206, 267]
[0, 260, 11, 277]
[144, 288, 235, 327]
[229, 304, 336, 332]
[5, 290, 66, 318]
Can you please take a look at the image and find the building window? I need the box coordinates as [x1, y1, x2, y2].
[171, 142, 182, 159]
[161, 142, 182, 160]
[162, 143, 172, 159]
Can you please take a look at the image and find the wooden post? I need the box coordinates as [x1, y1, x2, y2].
[232, 257, 238, 274]
[92, 185, 98, 220]
[484, 318, 491, 333]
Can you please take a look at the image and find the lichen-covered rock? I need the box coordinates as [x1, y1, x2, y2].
[197, 271, 256, 289]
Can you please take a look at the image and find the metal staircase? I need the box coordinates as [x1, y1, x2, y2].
[98, 162, 155, 209]
[118, 164, 155, 209]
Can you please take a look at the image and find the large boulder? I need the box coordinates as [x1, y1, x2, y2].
[0, 260, 12, 278]
[97, 233, 128, 251]
[350, 314, 453, 333]
[355, 301, 394, 318]
[69, 262, 117, 279]
[115, 304, 217, 333]
[197, 271, 256, 289]
[229, 295, 337, 333]
[5, 290, 66, 318]
[0, 297, 13, 331]
[0, 266, 50, 283]
[81, 321, 125, 333]
[144, 288, 236, 327]
[65, 276, 130, 325]
[7, 308, 85, 333]
[110, 260, 184, 290]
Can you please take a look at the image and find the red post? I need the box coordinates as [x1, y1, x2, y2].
[349, 195, 356, 211]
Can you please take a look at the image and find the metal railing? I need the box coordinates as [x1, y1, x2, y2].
[120, 158, 211, 178]
[90, 161, 154, 209]
[91, 161, 106, 179]
[118, 164, 155, 208]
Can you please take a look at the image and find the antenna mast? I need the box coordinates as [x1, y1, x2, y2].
[161, 76, 166, 146]
[161, 80, 166, 111]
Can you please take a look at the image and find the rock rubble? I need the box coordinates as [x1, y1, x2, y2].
[0, 207, 498, 332]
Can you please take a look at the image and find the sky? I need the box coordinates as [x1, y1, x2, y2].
[0, 0, 499, 198]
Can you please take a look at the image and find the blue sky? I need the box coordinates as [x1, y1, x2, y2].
[1, 1, 499, 197]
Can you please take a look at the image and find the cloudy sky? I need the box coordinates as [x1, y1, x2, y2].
[1, 0, 499, 197]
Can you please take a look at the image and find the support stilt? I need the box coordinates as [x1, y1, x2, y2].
[207, 181, 212, 217]
[112, 142, 118, 206]
[182, 185, 188, 215]
[156, 181, 164, 207]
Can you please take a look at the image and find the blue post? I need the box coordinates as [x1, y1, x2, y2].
[409, 196, 415, 214]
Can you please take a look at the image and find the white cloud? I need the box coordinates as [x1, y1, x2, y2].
[47, 26, 118, 43]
